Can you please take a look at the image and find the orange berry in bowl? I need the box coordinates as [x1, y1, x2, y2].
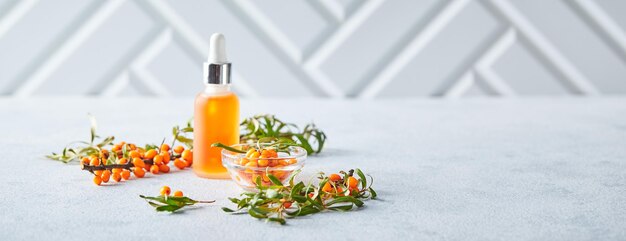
[258, 159, 269, 167]
[249, 151, 260, 159]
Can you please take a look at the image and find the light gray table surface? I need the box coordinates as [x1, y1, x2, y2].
[0, 97, 625, 241]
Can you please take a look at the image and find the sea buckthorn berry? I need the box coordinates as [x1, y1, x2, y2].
[94, 170, 103, 176]
[262, 174, 270, 182]
[153, 155, 164, 165]
[111, 144, 121, 152]
[112, 173, 121, 182]
[329, 174, 341, 182]
[133, 167, 145, 178]
[250, 151, 260, 159]
[150, 165, 159, 174]
[322, 182, 333, 192]
[132, 157, 145, 168]
[101, 170, 111, 183]
[89, 157, 100, 166]
[283, 201, 292, 208]
[245, 149, 256, 158]
[174, 159, 186, 170]
[121, 170, 131, 180]
[347, 176, 358, 189]
[181, 150, 193, 161]
[112, 168, 122, 174]
[185, 158, 193, 167]
[336, 187, 345, 196]
[269, 160, 278, 167]
[240, 158, 250, 166]
[93, 175, 102, 186]
[173, 190, 183, 197]
[128, 143, 137, 150]
[288, 159, 297, 165]
[258, 159, 269, 167]
[245, 162, 258, 168]
[308, 192, 314, 198]
[118, 157, 128, 164]
[159, 164, 170, 173]
[173, 145, 184, 154]
[162, 152, 171, 164]
[267, 149, 277, 158]
[279, 159, 289, 166]
[145, 149, 157, 159]
[160, 186, 171, 196]
[129, 150, 140, 159]
[349, 187, 359, 195]
[160, 144, 170, 152]
[81, 157, 90, 165]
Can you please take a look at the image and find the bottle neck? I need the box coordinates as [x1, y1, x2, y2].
[203, 84, 231, 94]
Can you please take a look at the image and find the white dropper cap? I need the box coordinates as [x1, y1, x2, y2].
[204, 33, 231, 84]
[208, 33, 227, 63]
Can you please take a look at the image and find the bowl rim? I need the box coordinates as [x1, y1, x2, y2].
[221, 143, 307, 170]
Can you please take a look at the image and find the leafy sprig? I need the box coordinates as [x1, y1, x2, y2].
[222, 168, 376, 225]
[46, 114, 115, 163]
[140, 195, 215, 213]
[240, 114, 327, 154]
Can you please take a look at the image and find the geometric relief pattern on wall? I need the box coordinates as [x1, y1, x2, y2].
[0, 0, 625, 98]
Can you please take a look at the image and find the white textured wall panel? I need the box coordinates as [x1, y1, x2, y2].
[0, 0, 624, 98]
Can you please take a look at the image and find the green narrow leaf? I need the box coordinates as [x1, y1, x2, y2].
[212, 142, 246, 153]
[355, 169, 367, 190]
[267, 217, 286, 225]
[222, 207, 236, 212]
[267, 174, 283, 186]
[369, 187, 377, 199]
[156, 205, 184, 212]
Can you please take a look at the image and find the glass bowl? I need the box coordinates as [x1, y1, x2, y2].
[222, 143, 307, 190]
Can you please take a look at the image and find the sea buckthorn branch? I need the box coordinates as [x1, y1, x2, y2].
[47, 115, 195, 185]
[140, 186, 215, 213]
[222, 168, 377, 225]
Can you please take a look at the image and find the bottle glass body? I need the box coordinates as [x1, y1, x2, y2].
[193, 85, 239, 179]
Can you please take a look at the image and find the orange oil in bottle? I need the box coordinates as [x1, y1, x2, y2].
[193, 89, 239, 179]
